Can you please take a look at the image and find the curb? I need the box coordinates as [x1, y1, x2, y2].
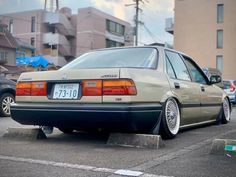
[107, 133, 164, 149]
[210, 139, 236, 156]
[3, 127, 47, 140]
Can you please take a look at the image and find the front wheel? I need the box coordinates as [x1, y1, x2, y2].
[160, 98, 180, 139]
[221, 98, 231, 124]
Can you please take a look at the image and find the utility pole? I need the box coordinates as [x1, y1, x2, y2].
[44, 0, 59, 12]
[135, 0, 140, 46]
[126, 0, 148, 46]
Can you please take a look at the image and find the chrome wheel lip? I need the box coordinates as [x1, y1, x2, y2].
[223, 98, 230, 121]
[2, 96, 14, 116]
[165, 98, 180, 135]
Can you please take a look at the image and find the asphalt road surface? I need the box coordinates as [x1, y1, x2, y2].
[0, 108, 236, 177]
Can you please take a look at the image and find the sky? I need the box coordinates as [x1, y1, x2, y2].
[0, 0, 174, 45]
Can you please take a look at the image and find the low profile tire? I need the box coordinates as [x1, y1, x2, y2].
[160, 98, 180, 139]
[221, 98, 231, 124]
[0, 93, 14, 117]
[59, 128, 74, 134]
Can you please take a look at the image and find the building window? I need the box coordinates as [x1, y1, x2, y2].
[106, 20, 125, 36]
[9, 19, 13, 33]
[217, 4, 224, 23]
[0, 51, 7, 63]
[31, 16, 36, 32]
[217, 30, 223, 48]
[106, 39, 124, 48]
[216, 55, 223, 72]
[31, 37, 35, 47]
[0, 26, 5, 33]
[16, 50, 26, 58]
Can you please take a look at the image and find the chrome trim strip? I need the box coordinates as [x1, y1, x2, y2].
[180, 120, 216, 129]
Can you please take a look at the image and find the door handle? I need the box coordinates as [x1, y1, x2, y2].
[201, 86, 205, 92]
[174, 82, 180, 89]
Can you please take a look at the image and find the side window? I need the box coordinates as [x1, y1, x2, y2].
[165, 50, 191, 81]
[182, 55, 207, 84]
[166, 58, 176, 79]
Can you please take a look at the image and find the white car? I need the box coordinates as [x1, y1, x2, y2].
[11, 47, 231, 139]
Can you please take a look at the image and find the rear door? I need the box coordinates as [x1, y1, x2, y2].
[165, 50, 201, 126]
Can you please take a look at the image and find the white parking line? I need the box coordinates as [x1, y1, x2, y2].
[0, 155, 173, 177]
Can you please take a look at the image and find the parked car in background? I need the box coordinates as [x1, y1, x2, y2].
[11, 47, 231, 139]
[0, 76, 15, 117]
[202, 67, 224, 89]
[223, 80, 236, 104]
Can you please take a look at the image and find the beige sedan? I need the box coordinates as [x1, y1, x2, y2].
[11, 46, 231, 138]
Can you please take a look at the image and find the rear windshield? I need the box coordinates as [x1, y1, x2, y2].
[61, 48, 158, 70]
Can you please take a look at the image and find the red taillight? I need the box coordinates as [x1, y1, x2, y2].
[230, 83, 235, 92]
[82, 79, 137, 96]
[82, 80, 102, 96]
[16, 81, 47, 96]
[16, 82, 31, 96]
[103, 79, 137, 95]
[31, 82, 47, 96]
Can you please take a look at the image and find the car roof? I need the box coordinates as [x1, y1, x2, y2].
[84, 46, 193, 59]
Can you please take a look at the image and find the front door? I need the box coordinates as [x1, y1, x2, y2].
[182, 55, 222, 121]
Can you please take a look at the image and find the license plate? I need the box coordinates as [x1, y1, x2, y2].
[53, 83, 79, 99]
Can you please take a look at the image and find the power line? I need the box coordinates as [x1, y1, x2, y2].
[143, 23, 164, 43]
[125, 0, 148, 46]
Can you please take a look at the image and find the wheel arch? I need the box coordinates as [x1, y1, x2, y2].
[0, 88, 15, 97]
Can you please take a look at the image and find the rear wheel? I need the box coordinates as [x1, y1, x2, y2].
[0, 93, 14, 117]
[221, 98, 231, 124]
[160, 98, 180, 139]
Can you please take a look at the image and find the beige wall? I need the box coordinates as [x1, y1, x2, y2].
[174, 0, 236, 79]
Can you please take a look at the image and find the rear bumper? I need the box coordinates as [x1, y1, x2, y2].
[11, 103, 162, 133]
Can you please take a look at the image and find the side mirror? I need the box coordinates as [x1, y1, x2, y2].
[210, 75, 222, 84]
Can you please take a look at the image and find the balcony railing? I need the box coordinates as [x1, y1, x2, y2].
[43, 33, 72, 57]
[44, 12, 76, 37]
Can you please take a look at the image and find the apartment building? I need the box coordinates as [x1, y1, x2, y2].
[0, 23, 17, 65]
[0, 7, 133, 66]
[167, 0, 236, 79]
[75, 7, 133, 56]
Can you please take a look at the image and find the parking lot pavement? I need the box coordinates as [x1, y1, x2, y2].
[0, 108, 236, 177]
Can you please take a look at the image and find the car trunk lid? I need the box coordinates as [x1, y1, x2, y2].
[16, 68, 120, 103]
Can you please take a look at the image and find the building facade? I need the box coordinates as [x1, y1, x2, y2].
[0, 23, 17, 65]
[0, 7, 133, 66]
[168, 0, 236, 79]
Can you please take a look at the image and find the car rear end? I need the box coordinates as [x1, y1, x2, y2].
[11, 47, 168, 133]
[223, 80, 236, 103]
